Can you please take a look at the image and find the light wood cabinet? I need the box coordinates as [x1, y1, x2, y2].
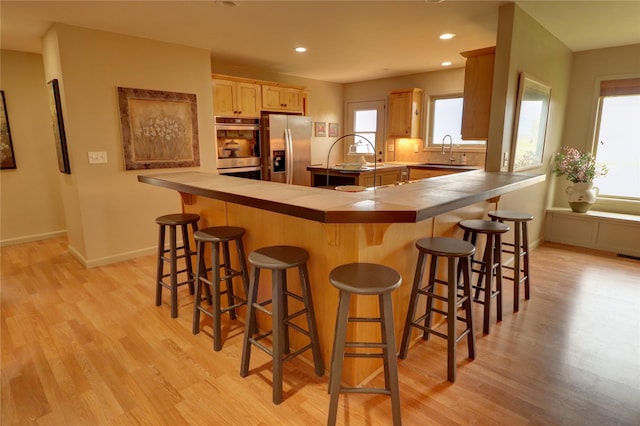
[388, 88, 423, 138]
[262, 85, 303, 112]
[213, 78, 261, 117]
[308, 166, 406, 188]
[460, 46, 495, 140]
[408, 167, 458, 180]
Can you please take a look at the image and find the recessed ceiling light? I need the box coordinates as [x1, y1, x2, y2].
[439, 33, 456, 40]
[295, 47, 307, 53]
[441, 61, 452, 67]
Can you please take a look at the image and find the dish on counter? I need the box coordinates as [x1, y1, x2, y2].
[334, 185, 367, 192]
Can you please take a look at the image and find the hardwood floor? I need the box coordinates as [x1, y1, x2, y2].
[2, 238, 639, 425]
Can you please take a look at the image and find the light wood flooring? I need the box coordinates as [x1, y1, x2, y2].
[1, 238, 639, 425]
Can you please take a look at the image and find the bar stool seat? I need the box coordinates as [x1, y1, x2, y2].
[328, 263, 402, 426]
[192, 226, 250, 351]
[458, 219, 510, 334]
[155, 213, 200, 318]
[488, 210, 534, 312]
[400, 237, 476, 383]
[240, 245, 324, 405]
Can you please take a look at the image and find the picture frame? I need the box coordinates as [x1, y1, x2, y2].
[315, 121, 326, 137]
[510, 73, 552, 171]
[328, 122, 339, 138]
[48, 79, 71, 174]
[118, 87, 199, 170]
[0, 90, 17, 170]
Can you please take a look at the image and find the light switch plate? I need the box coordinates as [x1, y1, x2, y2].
[414, 144, 419, 153]
[88, 151, 108, 164]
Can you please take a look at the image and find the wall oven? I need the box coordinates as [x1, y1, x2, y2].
[215, 117, 261, 176]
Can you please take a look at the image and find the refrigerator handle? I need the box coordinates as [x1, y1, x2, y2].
[286, 128, 293, 184]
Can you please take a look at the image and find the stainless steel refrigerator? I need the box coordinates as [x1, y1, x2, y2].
[261, 114, 312, 186]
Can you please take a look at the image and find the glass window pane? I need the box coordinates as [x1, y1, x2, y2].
[431, 97, 484, 145]
[595, 95, 640, 199]
[354, 110, 377, 132]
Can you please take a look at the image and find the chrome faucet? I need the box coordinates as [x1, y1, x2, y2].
[441, 134, 455, 164]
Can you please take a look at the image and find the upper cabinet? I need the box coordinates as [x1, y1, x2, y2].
[460, 46, 495, 140]
[262, 85, 304, 113]
[388, 88, 424, 138]
[213, 78, 261, 118]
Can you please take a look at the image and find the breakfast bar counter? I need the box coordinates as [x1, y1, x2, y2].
[139, 170, 544, 386]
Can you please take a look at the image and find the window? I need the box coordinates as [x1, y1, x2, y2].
[593, 78, 640, 200]
[428, 95, 484, 146]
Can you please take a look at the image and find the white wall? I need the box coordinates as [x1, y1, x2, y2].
[0, 50, 66, 245]
[41, 24, 215, 267]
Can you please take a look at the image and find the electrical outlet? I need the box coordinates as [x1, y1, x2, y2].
[88, 151, 108, 164]
[502, 152, 509, 167]
[387, 145, 394, 152]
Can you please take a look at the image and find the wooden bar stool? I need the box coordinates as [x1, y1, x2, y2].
[328, 263, 402, 426]
[458, 219, 510, 334]
[192, 226, 250, 351]
[155, 213, 200, 318]
[240, 245, 324, 405]
[400, 237, 476, 383]
[488, 210, 534, 312]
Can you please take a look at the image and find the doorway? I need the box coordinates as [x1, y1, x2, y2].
[345, 100, 386, 163]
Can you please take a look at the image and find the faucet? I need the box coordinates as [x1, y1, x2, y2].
[441, 134, 455, 164]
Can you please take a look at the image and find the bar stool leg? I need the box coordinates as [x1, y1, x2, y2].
[240, 266, 260, 377]
[380, 292, 401, 426]
[169, 225, 178, 319]
[446, 256, 457, 383]
[523, 222, 531, 301]
[423, 255, 438, 341]
[271, 269, 285, 405]
[211, 241, 223, 351]
[513, 222, 522, 312]
[328, 290, 350, 426]
[181, 223, 195, 295]
[192, 239, 204, 335]
[281, 271, 290, 355]
[494, 234, 503, 323]
[460, 256, 476, 360]
[481, 234, 495, 335]
[221, 241, 236, 320]
[156, 225, 166, 307]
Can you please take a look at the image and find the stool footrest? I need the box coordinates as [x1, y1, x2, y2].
[347, 317, 383, 323]
[339, 387, 392, 396]
[345, 342, 386, 349]
[344, 352, 384, 359]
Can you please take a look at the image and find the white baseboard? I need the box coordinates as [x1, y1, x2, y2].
[69, 244, 158, 269]
[0, 230, 67, 247]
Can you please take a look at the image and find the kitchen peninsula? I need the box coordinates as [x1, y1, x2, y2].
[139, 170, 544, 385]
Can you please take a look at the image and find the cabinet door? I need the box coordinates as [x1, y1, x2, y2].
[213, 79, 236, 116]
[262, 85, 303, 112]
[388, 89, 423, 138]
[460, 47, 495, 140]
[236, 82, 261, 117]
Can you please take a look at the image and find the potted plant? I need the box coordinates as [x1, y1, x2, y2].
[551, 146, 608, 212]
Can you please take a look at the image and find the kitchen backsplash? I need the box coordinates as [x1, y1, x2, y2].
[388, 140, 486, 167]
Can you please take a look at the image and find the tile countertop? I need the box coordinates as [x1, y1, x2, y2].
[138, 170, 545, 224]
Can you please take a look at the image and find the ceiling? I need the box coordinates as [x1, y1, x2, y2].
[1, 1, 639, 84]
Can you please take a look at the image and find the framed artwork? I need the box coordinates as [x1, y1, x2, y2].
[117, 87, 199, 170]
[48, 79, 71, 174]
[328, 122, 339, 138]
[314, 121, 326, 137]
[0, 90, 17, 170]
[510, 73, 552, 171]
